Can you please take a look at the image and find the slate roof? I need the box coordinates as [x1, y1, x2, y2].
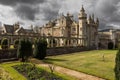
[15, 27, 25, 33]
[24, 29, 34, 33]
[4, 24, 14, 34]
[15, 27, 34, 33]
[3, 24, 34, 34]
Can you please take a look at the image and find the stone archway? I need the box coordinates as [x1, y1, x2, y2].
[108, 41, 114, 49]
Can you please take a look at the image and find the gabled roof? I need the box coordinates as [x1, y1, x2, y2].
[15, 27, 25, 33]
[15, 27, 34, 33]
[4, 24, 14, 34]
[24, 29, 34, 33]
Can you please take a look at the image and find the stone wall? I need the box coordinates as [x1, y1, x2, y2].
[0, 46, 96, 61]
[47, 46, 96, 56]
[0, 49, 17, 62]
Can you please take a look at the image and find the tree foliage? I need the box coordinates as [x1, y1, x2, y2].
[17, 39, 32, 62]
[33, 38, 47, 60]
[114, 45, 120, 80]
[14, 39, 19, 48]
[1, 38, 9, 50]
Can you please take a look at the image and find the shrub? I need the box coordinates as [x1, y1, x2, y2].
[108, 42, 114, 49]
[114, 46, 120, 80]
[1, 38, 9, 50]
[33, 38, 47, 60]
[17, 39, 32, 62]
[14, 39, 19, 48]
[13, 64, 61, 80]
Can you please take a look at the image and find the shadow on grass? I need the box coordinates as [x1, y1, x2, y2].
[43, 58, 67, 63]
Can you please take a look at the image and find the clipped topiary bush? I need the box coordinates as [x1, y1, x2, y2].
[14, 39, 19, 49]
[33, 38, 47, 60]
[17, 39, 32, 62]
[114, 44, 120, 80]
[108, 42, 114, 49]
[1, 38, 9, 50]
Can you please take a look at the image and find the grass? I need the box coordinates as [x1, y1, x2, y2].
[0, 62, 27, 80]
[0, 61, 77, 80]
[43, 50, 117, 80]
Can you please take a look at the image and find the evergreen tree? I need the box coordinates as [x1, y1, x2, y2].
[114, 46, 120, 80]
[17, 39, 32, 62]
[33, 38, 47, 60]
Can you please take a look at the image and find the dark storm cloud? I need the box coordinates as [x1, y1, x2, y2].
[41, 0, 62, 21]
[0, 0, 120, 29]
[0, 0, 46, 20]
[0, 0, 62, 21]
[94, 0, 120, 28]
[43, 9, 59, 20]
[0, 0, 46, 6]
[14, 4, 39, 20]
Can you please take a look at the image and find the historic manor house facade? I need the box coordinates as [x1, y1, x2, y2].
[0, 6, 119, 49]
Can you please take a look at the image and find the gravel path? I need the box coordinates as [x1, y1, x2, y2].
[31, 58, 105, 80]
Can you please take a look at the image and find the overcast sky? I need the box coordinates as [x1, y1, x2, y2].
[0, 0, 120, 29]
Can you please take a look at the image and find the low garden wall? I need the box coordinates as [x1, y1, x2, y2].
[47, 46, 96, 56]
[0, 46, 96, 61]
[0, 49, 17, 62]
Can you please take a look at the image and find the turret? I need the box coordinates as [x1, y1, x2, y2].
[67, 12, 73, 19]
[92, 14, 95, 23]
[14, 22, 20, 31]
[96, 18, 99, 26]
[88, 15, 92, 24]
[30, 24, 33, 30]
[78, 5, 87, 19]
[81, 5, 85, 12]
[78, 5, 87, 38]
[67, 12, 70, 16]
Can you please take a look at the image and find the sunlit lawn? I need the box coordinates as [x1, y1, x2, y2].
[44, 50, 117, 80]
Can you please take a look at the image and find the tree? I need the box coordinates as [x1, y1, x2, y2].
[33, 38, 47, 60]
[1, 38, 9, 50]
[17, 39, 32, 62]
[114, 45, 120, 80]
[14, 39, 19, 48]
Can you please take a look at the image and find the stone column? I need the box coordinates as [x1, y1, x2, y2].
[63, 38, 66, 47]
[51, 38, 54, 48]
[57, 38, 60, 47]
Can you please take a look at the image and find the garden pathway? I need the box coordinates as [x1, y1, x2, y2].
[31, 58, 105, 80]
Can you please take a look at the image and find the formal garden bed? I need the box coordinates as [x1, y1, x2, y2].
[13, 63, 62, 80]
[0, 62, 77, 80]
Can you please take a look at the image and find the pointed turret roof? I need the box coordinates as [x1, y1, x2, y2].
[92, 14, 95, 23]
[80, 5, 85, 12]
[96, 18, 99, 22]
[89, 15, 92, 20]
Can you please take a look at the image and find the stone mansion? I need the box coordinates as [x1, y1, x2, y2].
[0, 6, 119, 49]
[40, 6, 99, 47]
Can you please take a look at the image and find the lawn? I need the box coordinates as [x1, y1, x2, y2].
[44, 50, 117, 80]
[0, 61, 77, 80]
